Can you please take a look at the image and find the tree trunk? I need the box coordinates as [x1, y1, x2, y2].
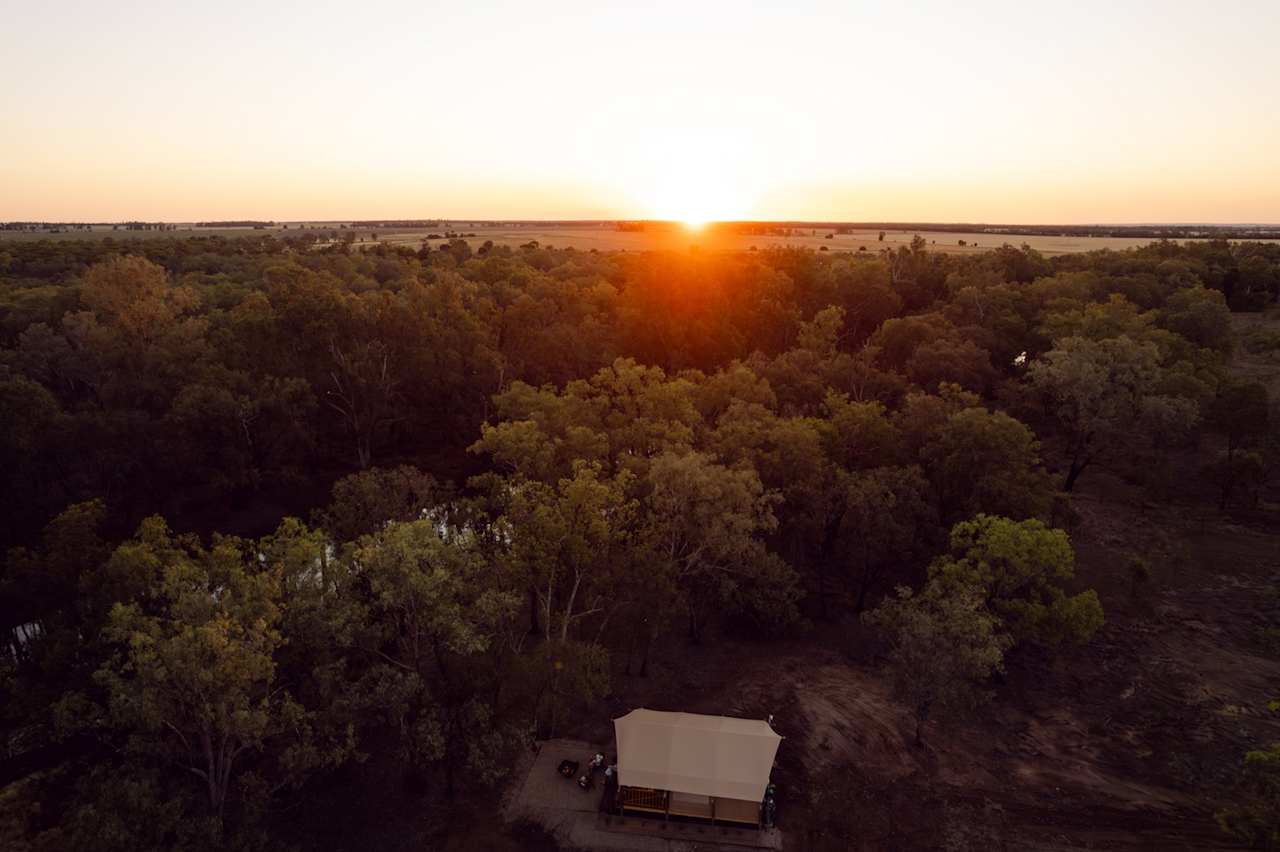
[854, 545, 873, 613]
[914, 700, 931, 747]
[815, 507, 845, 621]
[639, 630, 653, 677]
[444, 744, 456, 799]
[1219, 446, 1236, 510]
[560, 571, 583, 643]
[528, 586, 540, 636]
[1063, 457, 1088, 492]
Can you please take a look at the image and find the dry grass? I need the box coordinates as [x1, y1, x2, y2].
[6, 223, 1277, 257]
[343, 225, 1256, 257]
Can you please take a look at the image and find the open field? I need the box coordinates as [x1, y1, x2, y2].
[5, 222, 1280, 256]
[349, 225, 1258, 256]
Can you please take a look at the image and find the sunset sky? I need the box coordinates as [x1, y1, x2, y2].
[3, 0, 1278, 223]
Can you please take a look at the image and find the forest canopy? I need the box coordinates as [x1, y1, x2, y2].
[1, 233, 1278, 850]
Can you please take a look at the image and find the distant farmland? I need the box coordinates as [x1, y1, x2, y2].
[4, 221, 1279, 256]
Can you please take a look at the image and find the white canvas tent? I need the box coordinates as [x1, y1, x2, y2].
[613, 708, 780, 822]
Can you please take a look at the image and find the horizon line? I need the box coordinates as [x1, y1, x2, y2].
[4, 218, 1280, 229]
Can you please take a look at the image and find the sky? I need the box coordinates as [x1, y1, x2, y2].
[2, 0, 1278, 224]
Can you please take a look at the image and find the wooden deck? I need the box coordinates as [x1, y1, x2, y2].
[507, 740, 782, 850]
[618, 785, 761, 827]
[714, 796, 761, 826]
[619, 786, 668, 815]
[597, 812, 781, 850]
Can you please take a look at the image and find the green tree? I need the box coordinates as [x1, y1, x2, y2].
[471, 358, 700, 481]
[349, 518, 519, 791]
[501, 462, 637, 643]
[644, 450, 799, 641]
[92, 520, 334, 829]
[838, 465, 934, 612]
[51, 764, 216, 852]
[258, 518, 363, 771]
[928, 514, 1103, 647]
[921, 406, 1053, 523]
[163, 380, 305, 497]
[1203, 450, 1266, 510]
[0, 376, 64, 549]
[820, 393, 905, 471]
[1026, 335, 1192, 491]
[905, 336, 997, 394]
[865, 581, 1009, 745]
[326, 337, 399, 469]
[823, 258, 902, 343]
[1, 500, 110, 728]
[1202, 378, 1270, 508]
[1217, 743, 1280, 850]
[1158, 284, 1233, 353]
[314, 464, 448, 541]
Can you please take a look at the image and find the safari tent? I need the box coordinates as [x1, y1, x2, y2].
[613, 708, 781, 827]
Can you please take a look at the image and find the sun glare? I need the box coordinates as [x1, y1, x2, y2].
[643, 173, 748, 229]
[624, 128, 760, 228]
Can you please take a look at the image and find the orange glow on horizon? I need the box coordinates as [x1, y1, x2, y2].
[1, 2, 1278, 223]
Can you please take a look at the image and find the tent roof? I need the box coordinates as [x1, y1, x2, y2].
[613, 708, 781, 802]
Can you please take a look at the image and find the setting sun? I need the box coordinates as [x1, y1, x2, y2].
[633, 160, 756, 224]
[618, 125, 764, 226]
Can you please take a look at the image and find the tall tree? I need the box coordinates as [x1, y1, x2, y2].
[928, 514, 1103, 647]
[1026, 334, 1195, 491]
[349, 518, 519, 790]
[91, 520, 337, 829]
[921, 405, 1053, 522]
[1217, 742, 1280, 850]
[501, 462, 636, 644]
[838, 465, 934, 612]
[865, 581, 1009, 746]
[1202, 378, 1270, 508]
[643, 450, 799, 641]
